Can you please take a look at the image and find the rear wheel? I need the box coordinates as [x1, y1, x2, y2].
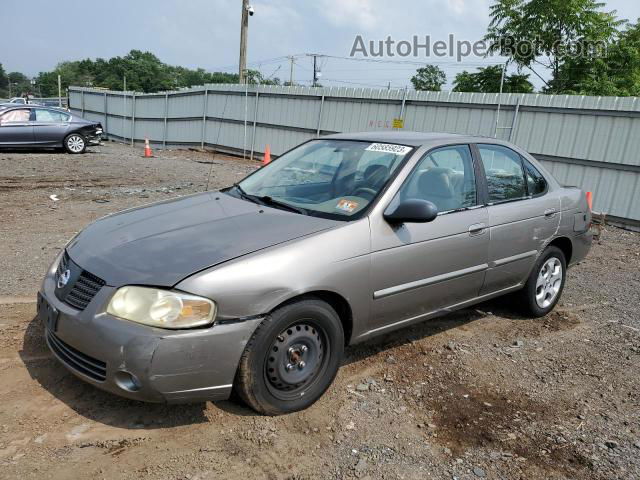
[234, 298, 344, 415]
[517, 246, 566, 317]
[64, 133, 86, 154]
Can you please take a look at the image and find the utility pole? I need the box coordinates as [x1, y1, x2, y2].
[288, 56, 295, 85]
[239, 0, 250, 84]
[306, 54, 323, 87]
[313, 55, 317, 87]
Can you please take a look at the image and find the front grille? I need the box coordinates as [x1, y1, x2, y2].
[56, 251, 106, 311]
[46, 330, 107, 382]
[64, 271, 105, 310]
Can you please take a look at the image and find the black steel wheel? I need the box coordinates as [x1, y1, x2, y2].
[234, 298, 344, 415]
[264, 322, 328, 400]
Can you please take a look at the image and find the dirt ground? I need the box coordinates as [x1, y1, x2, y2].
[0, 142, 638, 480]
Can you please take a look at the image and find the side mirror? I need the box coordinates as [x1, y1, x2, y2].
[384, 199, 438, 224]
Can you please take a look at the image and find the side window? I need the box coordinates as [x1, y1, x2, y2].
[477, 144, 527, 203]
[523, 158, 547, 196]
[399, 145, 477, 212]
[35, 109, 70, 122]
[0, 109, 30, 125]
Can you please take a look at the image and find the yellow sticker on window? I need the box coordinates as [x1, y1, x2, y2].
[336, 199, 359, 213]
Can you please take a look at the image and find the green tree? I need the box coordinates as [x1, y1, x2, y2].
[554, 19, 640, 96]
[8, 71, 28, 84]
[0, 63, 8, 96]
[410, 65, 447, 91]
[245, 69, 281, 85]
[33, 50, 243, 95]
[453, 65, 534, 93]
[6, 71, 32, 96]
[485, 0, 623, 93]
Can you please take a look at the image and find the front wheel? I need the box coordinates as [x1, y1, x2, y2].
[234, 298, 344, 415]
[517, 246, 566, 317]
[64, 133, 86, 154]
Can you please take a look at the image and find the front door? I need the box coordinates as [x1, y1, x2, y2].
[368, 144, 489, 335]
[0, 109, 34, 145]
[474, 144, 560, 295]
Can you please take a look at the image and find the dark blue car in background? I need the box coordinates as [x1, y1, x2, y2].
[0, 105, 102, 154]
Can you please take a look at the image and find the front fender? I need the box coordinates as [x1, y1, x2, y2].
[176, 219, 372, 337]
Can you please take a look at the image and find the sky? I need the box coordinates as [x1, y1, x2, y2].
[2, 0, 639, 91]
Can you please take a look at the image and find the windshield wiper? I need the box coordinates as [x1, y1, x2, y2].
[257, 196, 308, 215]
[232, 185, 307, 215]
[232, 183, 261, 205]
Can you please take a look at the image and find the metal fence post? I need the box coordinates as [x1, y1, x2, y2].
[399, 86, 408, 122]
[103, 92, 108, 137]
[163, 92, 169, 147]
[250, 92, 260, 161]
[131, 92, 136, 146]
[508, 98, 522, 142]
[201, 88, 208, 149]
[122, 91, 127, 143]
[81, 91, 85, 117]
[316, 94, 325, 137]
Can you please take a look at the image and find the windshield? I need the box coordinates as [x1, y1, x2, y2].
[234, 139, 413, 220]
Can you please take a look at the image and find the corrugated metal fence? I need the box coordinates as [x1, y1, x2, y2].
[68, 85, 640, 227]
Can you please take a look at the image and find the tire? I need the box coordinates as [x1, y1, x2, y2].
[64, 133, 86, 154]
[234, 298, 344, 415]
[517, 246, 567, 317]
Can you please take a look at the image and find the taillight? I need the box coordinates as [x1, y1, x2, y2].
[586, 191, 593, 211]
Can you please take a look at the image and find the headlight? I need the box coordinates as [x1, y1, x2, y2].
[107, 286, 216, 329]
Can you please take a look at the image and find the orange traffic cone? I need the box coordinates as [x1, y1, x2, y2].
[144, 138, 153, 158]
[262, 144, 271, 166]
[586, 191, 593, 210]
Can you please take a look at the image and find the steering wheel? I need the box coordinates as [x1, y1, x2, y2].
[352, 187, 377, 199]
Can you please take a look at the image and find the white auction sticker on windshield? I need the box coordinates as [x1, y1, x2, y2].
[365, 143, 412, 155]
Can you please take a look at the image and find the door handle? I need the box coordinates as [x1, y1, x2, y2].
[544, 208, 557, 218]
[468, 223, 486, 235]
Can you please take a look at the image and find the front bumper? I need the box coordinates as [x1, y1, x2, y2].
[39, 260, 262, 403]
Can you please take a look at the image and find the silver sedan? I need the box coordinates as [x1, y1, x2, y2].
[38, 132, 592, 414]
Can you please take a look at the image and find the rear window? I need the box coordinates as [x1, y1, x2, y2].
[35, 109, 71, 122]
[523, 159, 547, 196]
[477, 144, 527, 203]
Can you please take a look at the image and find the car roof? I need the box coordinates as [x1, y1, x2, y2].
[0, 104, 64, 111]
[323, 131, 494, 147]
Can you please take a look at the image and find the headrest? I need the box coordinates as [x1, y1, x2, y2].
[418, 168, 454, 198]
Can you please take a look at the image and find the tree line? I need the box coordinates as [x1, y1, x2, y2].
[0, 50, 281, 98]
[411, 0, 639, 95]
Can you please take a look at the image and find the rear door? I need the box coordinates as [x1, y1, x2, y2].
[368, 144, 489, 334]
[0, 108, 34, 145]
[474, 144, 560, 295]
[32, 108, 71, 145]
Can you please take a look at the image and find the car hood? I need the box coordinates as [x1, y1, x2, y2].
[67, 192, 339, 287]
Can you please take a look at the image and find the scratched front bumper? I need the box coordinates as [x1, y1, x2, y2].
[40, 258, 261, 404]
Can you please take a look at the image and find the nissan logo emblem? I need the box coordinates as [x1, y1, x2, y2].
[57, 269, 71, 289]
